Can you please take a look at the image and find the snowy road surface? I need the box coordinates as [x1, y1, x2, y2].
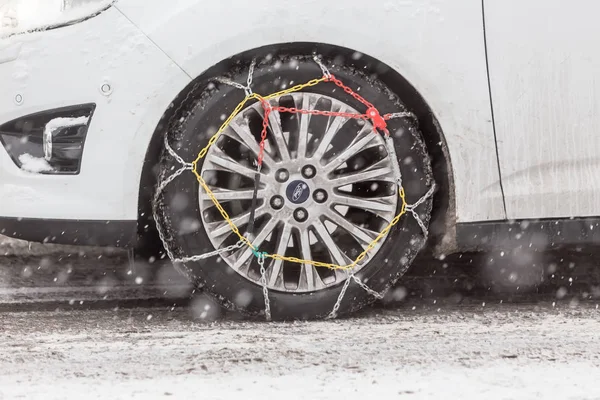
[2, 235, 600, 399]
[1, 303, 599, 400]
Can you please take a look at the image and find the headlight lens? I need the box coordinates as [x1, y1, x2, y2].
[0, 0, 113, 37]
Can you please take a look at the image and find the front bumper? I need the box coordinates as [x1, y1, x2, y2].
[0, 5, 190, 244]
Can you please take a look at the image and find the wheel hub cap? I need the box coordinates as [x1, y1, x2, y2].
[199, 92, 401, 293]
[286, 180, 310, 204]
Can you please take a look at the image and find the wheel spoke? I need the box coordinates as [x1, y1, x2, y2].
[268, 110, 291, 162]
[206, 205, 267, 246]
[298, 229, 324, 291]
[296, 93, 312, 159]
[226, 120, 276, 167]
[206, 188, 267, 202]
[323, 209, 378, 245]
[204, 146, 275, 185]
[323, 125, 378, 173]
[232, 217, 278, 272]
[231, 247, 254, 275]
[268, 224, 293, 286]
[312, 219, 350, 267]
[331, 193, 397, 214]
[335, 267, 350, 281]
[312, 108, 348, 161]
[330, 165, 394, 188]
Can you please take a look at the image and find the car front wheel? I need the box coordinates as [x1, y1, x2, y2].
[155, 54, 434, 320]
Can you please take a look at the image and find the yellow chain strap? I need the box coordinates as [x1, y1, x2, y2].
[190, 77, 408, 271]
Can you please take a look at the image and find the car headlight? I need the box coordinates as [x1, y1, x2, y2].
[0, 0, 114, 37]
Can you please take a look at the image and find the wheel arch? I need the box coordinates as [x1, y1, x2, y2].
[135, 42, 456, 258]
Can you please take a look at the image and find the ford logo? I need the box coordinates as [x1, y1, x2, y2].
[286, 180, 310, 204]
[292, 183, 306, 202]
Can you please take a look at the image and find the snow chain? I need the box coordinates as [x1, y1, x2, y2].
[152, 55, 436, 321]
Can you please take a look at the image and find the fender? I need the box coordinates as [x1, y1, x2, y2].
[117, 0, 505, 224]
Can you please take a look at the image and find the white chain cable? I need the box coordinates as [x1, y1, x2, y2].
[386, 111, 417, 120]
[173, 241, 245, 263]
[149, 87, 200, 270]
[384, 128, 436, 240]
[408, 184, 436, 210]
[352, 275, 384, 299]
[153, 130, 193, 265]
[163, 133, 191, 168]
[214, 77, 247, 91]
[152, 164, 193, 264]
[313, 55, 332, 78]
[214, 58, 257, 96]
[406, 183, 437, 239]
[384, 135, 403, 189]
[409, 208, 429, 240]
[246, 58, 256, 95]
[257, 254, 271, 321]
[326, 270, 387, 320]
[327, 271, 354, 319]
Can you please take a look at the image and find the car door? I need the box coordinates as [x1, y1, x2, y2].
[484, 0, 600, 220]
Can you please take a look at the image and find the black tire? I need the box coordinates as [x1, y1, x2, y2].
[157, 54, 434, 320]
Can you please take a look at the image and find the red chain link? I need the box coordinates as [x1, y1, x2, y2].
[327, 75, 374, 109]
[255, 75, 391, 167]
[273, 106, 369, 121]
[326, 75, 389, 135]
[257, 99, 271, 168]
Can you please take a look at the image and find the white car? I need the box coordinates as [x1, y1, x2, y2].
[0, 0, 596, 320]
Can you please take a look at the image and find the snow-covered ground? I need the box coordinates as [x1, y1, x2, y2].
[2, 234, 600, 399]
[0, 304, 599, 400]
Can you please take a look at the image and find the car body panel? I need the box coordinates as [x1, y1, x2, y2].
[0, 6, 190, 220]
[0, 0, 505, 240]
[115, 0, 506, 223]
[485, 0, 600, 220]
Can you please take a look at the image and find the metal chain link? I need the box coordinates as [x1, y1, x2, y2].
[406, 183, 437, 239]
[352, 275, 384, 299]
[258, 254, 271, 321]
[408, 208, 429, 240]
[408, 183, 436, 210]
[327, 274, 390, 319]
[327, 272, 354, 319]
[173, 240, 245, 263]
[214, 77, 248, 91]
[384, 111, 418, 121]
[272, 106, 369, 120]
[215, 59, 257, 96]
[149, 74, 206, 270]
[384, 134, 403, 190]
[164, 133, 190, 168]
[152, 164, 193, 264]
[168, 79, 204, 138]
[246, 58, 256, 94]
[313, 55, 331, 78]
